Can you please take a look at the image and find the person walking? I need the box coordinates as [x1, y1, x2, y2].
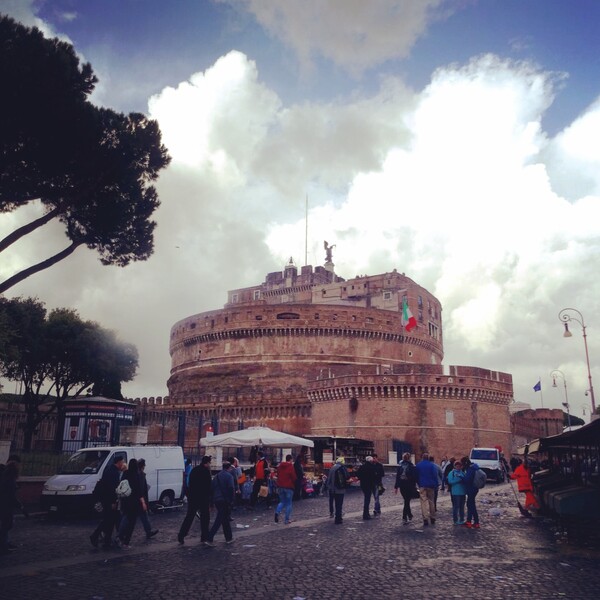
[415, 452, 439, 526]
[0, 458, 27, 554]
[206, 461, 235, 546]
[293, 454, 304, 500]
[439, 456, 449, 491]
[356, 456, 377, 520]
[326, 457, 348, 524]
[137, 459, 158, 539]
[250, 451, 269, 508]
[90, 454, 126, 549]
[429, 455, 443, 510]
[274, 454, 297, 524]
[227, 456, 243, 509]
[372, 453, 385, 516]
[115, 458, 145, 549]
[394, 452, 418, 525]
[447, 459, 467, 525]
[182, 458, 192, 500]
[462, 457, 482, 528]
[178, 455, 213, 545]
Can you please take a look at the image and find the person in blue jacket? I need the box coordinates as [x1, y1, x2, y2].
[447, 459, 467, 525]
[415, 452, 439, 526]
[206, 461, 235, 546]
[462, 457, 481, 529]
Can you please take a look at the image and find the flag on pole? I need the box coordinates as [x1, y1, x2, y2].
[401, 299, 417, 332]
[533, 380, 541, 392]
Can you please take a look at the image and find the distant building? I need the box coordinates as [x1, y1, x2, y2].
[152, 253, 514, 460]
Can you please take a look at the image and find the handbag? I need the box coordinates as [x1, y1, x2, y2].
[258, 484, 269, 498]
[410, 486, 420, 499]
[378, 484, 385, 495]
[115, 479, 132, 498]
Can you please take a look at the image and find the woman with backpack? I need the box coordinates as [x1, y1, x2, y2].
[116, 458, 146, 548]
[394, 452, 418, 525]
[462, 457, 482, 529]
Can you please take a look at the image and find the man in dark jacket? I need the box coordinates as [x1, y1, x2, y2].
[137, 459, 158, 539]
[90, 454, 126, 549]
[356, 456, 377, 520]
[372, 453, 385, 516]
[178, 455, 212, 545]
[394, 452, 418, 524]
[206, 462, 235, 546]
[0, 458, 27, 554]
[293, 454, 304, 500]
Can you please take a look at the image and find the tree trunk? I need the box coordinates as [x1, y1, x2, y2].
[0, 240, 83, 294]
[0, 206, 60, 253]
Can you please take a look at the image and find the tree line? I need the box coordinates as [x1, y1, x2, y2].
[0, 297, 138, 451]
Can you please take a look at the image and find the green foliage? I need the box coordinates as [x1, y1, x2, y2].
[0, 15, 171, 293]
[0, 297, 138, 449]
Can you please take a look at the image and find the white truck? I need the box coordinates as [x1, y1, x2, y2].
[469, 447, 505, 483]
[41, 445, 185, 514]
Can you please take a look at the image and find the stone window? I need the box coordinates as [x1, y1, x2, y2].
[253, 290, 261, 300]
[446, 410, 455, 425]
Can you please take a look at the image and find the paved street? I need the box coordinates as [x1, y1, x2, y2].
[1, 482, 599, 600]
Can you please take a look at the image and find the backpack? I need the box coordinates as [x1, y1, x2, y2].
[473, 468, 487, 489]
[334, 467, 346, 490]
[399, 464, 409, 481]
[115, 478, 132, 498]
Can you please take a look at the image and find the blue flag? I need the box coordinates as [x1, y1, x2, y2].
[533, 380, 541, 392]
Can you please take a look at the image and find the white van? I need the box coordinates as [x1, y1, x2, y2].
[41, 445, 185, 514]
[469, 447, 505, 483]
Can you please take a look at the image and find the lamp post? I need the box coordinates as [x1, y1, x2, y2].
[558, 308, 596, 414]
[551, 369, 571, 429]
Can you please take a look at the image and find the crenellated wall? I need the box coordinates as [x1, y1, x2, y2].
[156, 262, 513, 460]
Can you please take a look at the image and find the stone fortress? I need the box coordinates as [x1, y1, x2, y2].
[151, 246, 514, 460]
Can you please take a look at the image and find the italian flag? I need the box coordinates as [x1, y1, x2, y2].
[401, 299, 417, 332]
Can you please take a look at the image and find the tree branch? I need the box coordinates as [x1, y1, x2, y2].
[0, 240, 84, 294]
[0, 206, 60, 253]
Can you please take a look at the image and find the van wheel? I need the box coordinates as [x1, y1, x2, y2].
[159, 491, 174, 507]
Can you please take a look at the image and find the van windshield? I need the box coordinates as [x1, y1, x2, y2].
[60, 450, 111, 474]
[470, 449, 498, 461]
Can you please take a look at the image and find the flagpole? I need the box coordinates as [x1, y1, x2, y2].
[304, 194, 308, 267]
[539, 376, 544, 408]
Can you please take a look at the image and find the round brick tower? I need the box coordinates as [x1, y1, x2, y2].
[166, 258, 512, 459]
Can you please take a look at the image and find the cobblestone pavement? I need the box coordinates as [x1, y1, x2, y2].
[1, 483, 599, 600]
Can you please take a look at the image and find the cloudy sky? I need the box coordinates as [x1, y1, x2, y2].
[2, 0, 600, 421]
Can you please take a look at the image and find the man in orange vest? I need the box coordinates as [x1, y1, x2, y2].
[511, 459, 539, 509]
[250, 451, 269, 508]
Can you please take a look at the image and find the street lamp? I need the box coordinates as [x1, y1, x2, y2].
[551, 369, 571, 429]
[558, 308, 596, 414]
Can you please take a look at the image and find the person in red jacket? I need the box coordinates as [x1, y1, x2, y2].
[274, 454, 297, 524]
[511, 459, 539, 509]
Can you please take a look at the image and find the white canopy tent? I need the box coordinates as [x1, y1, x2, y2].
[199, 426, 314, 449]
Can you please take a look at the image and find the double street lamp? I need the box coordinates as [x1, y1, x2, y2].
[551, 369, 571, 429]
[558, 308, 596, 414]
